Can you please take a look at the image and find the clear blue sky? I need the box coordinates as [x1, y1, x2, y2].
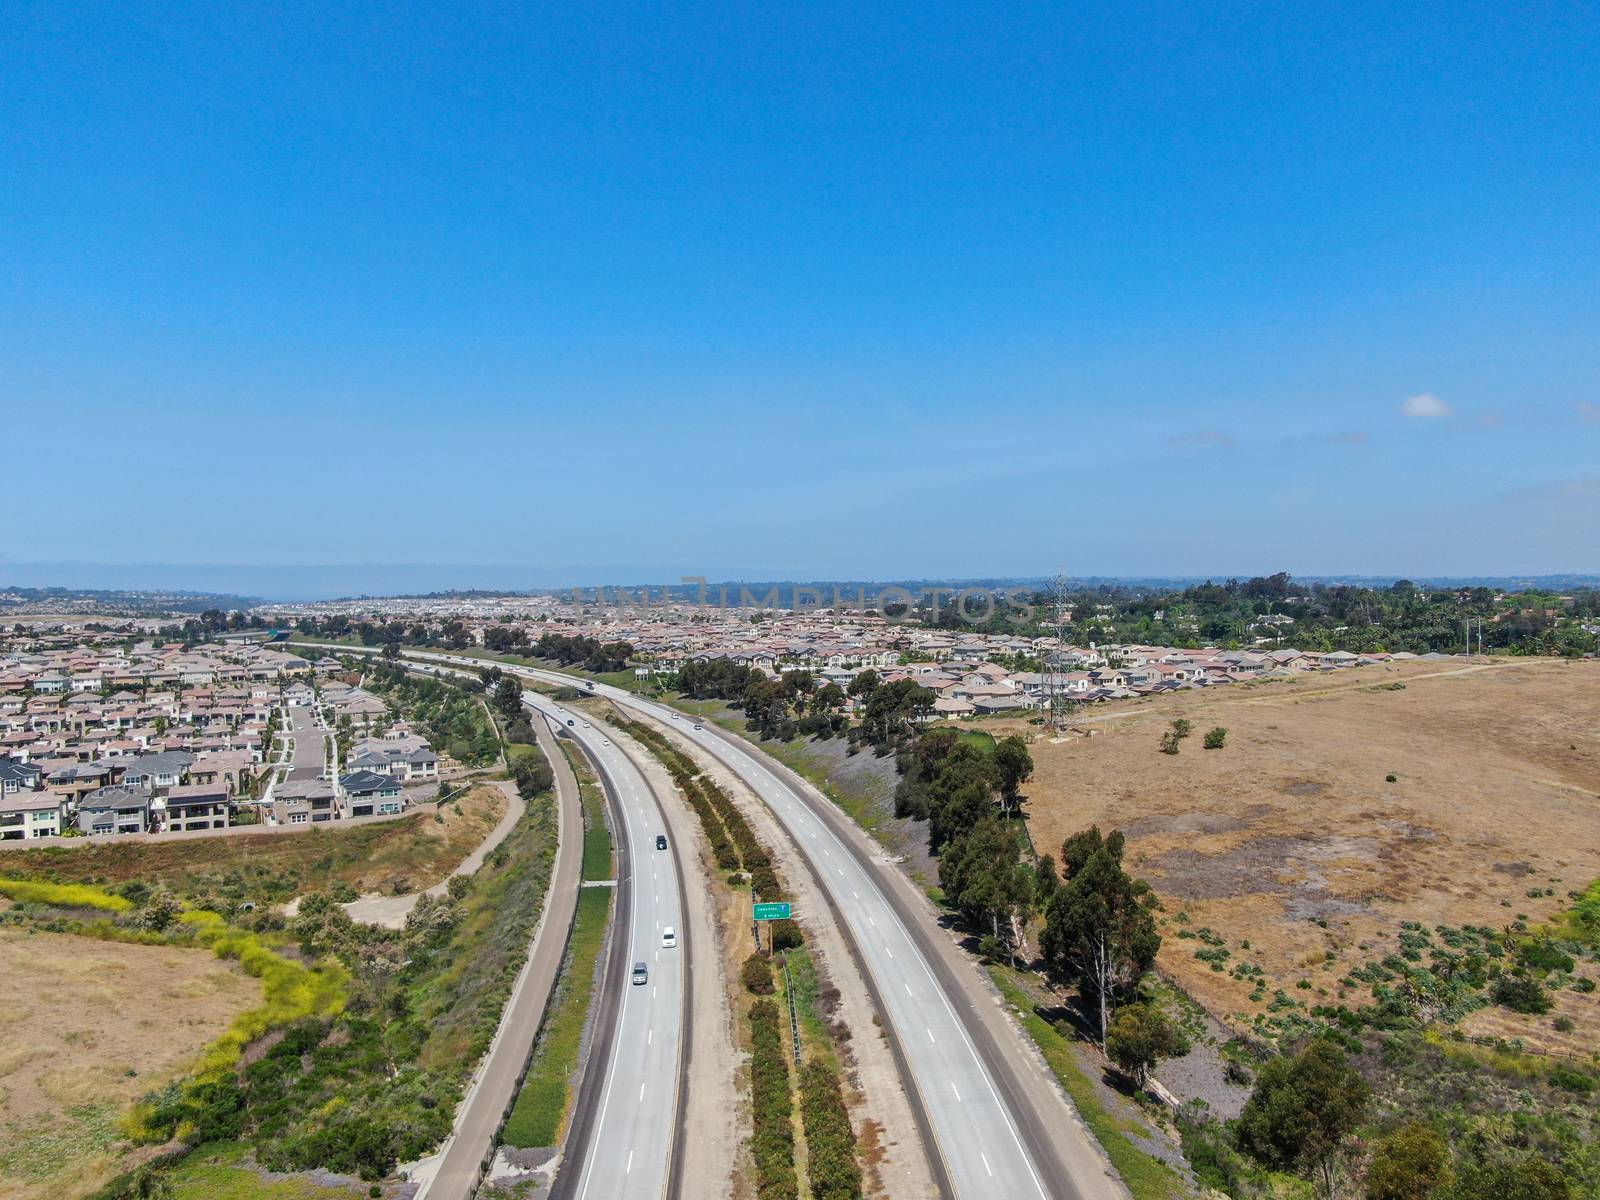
[3, 2, 1597, 590]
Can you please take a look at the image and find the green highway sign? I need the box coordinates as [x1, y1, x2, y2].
[752, 902, 792, 921]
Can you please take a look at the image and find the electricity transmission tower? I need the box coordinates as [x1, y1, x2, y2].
[1043, 571, 1074, 733]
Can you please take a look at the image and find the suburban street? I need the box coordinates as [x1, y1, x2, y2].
[284, 702, 331, 781]
[525, 690, 687, 1200]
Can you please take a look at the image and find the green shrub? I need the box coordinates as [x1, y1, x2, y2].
[742, 953, 775, 995]
[748, 999, 797, 1200]
[769, 919, 804, 952]
[1548, 1063, 1595, 1094]
[1517, 941, 1575, 973]
[1491, 975, 1552, 1014]
[799, 1060, 864, 1200]
[1203, 726, 1228, 750]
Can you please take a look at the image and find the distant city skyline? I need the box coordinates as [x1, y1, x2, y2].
[3, 4, 1596, 578]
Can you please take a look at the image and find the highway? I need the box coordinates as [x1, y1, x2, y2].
[501, 666, 1113, 1200]
[299, 643, 1118, 1200]
[526, 690, 688, 1200]
[365, 656, 689, 1200]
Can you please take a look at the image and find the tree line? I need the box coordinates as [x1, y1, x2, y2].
[673, 662, 934, 749]
[915, 573, 1599, 657]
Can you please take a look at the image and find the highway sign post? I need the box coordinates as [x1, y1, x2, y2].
[752, 901, 792, 921]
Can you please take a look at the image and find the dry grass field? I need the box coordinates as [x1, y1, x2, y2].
[997, 657, 1600, 1048]
[0, 928, 261, 1200]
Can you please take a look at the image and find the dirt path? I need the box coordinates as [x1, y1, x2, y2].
[283, 781, 524, 927]
[624, 707, 939, 1200]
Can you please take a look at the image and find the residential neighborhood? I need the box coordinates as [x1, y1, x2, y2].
[0, 629, 447, 843]
[277, 595, 1431, 719]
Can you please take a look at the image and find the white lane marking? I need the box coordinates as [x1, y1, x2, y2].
[639, 1082, 645, 1101]
[927, 1027, 936, 1044]
[571, 882, 634, 1200]
[952, 1082, 962, 1102]
[523, 669, 1044, 1193]
[648, 1028, 653, 1045]
[596, 684, 1052, 1200]
[627, 1150, 635, 1175]
[852, 889, 860, 899]
[904, 983, 913, 996]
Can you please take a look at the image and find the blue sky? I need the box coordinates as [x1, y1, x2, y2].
[3, 2, 1597, 590]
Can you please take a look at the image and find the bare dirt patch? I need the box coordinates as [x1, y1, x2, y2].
[0, 928, 261, 1200]
[1008, 658, 1600, 1047]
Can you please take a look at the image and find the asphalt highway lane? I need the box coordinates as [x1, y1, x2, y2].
[527, 692, 687, 1200]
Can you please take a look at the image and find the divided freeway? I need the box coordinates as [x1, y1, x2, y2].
[517, 669, 1065, 1199]
[459, 656, 1119, 1200]
[307, 644, 1121, 1200]
[381, 657, 690, 1200]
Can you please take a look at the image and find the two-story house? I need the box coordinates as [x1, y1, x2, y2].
[77, 785, 153, 835]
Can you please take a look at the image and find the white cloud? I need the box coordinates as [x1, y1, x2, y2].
[1162, 429, 1235, 450]
[1401, 392, 1451, 419]
[1291, 430, 1371, 446]
[1502, 476, 1600, 503]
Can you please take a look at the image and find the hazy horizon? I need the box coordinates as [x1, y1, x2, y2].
[4, 560, 1597, 605]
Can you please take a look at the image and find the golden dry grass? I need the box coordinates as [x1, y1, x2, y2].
[999, 658, 1600, 1046]
[0, 928, 261, 1200]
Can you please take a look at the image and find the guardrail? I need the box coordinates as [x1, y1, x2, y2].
[783, 952, 802, 1067]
